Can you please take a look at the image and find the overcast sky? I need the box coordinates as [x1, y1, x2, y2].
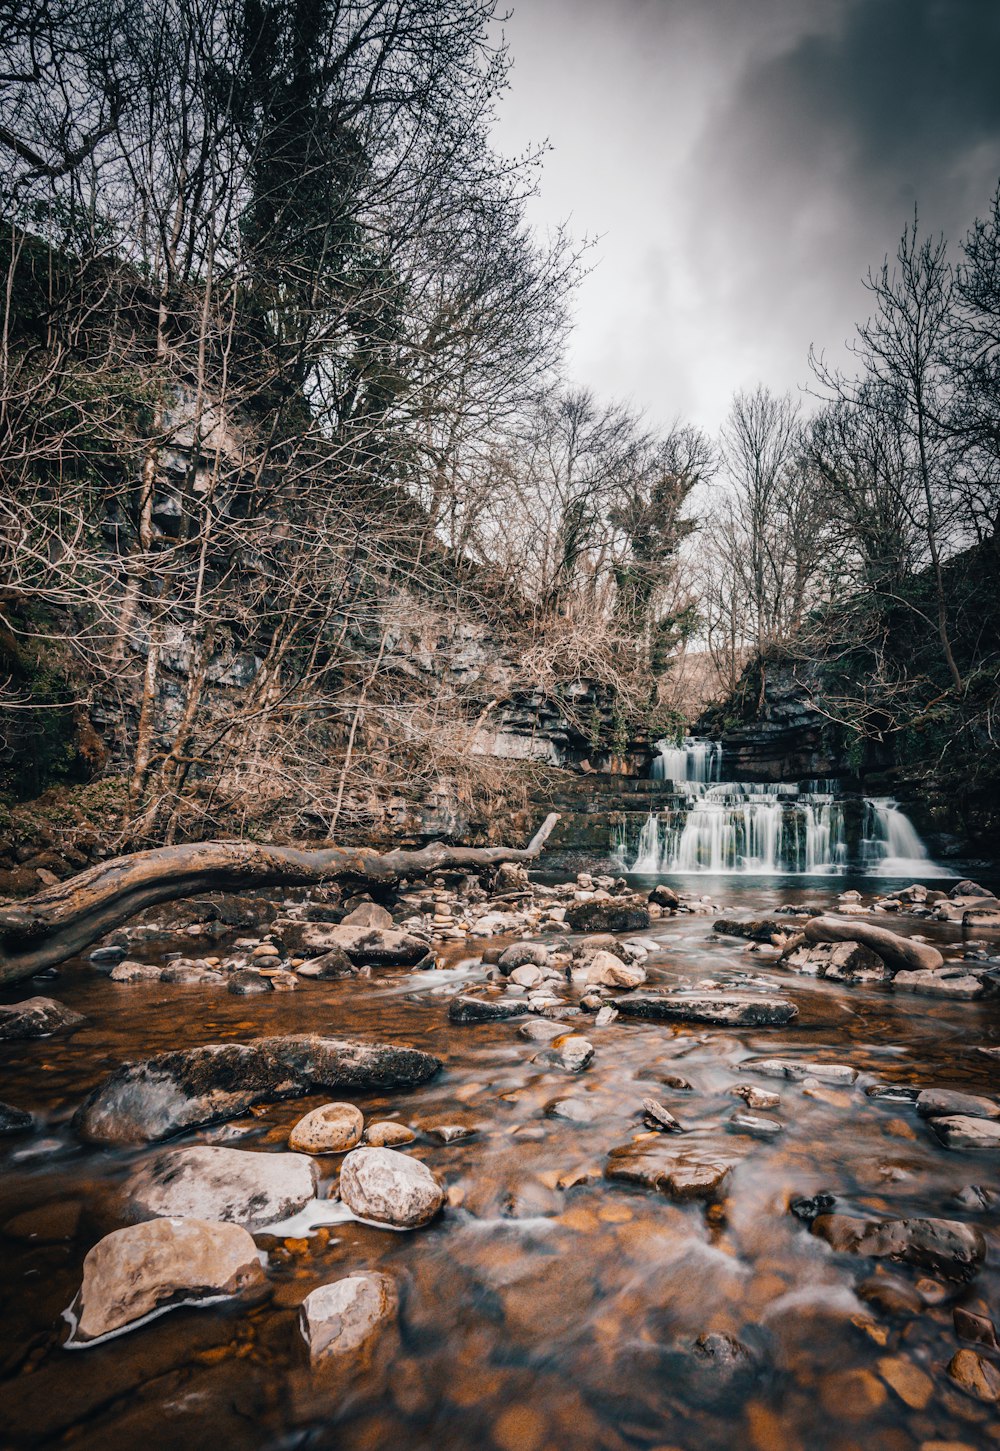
[491, 0, 1000, 433]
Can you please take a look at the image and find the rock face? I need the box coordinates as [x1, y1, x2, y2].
[0, 996, 86, 1040]
[122, 1146, 318, 1229]
[811, 1213, 986, 1279]
[299, 1273, 398, 1365]
[289, 1103, 364, 1154]
[929, 1116, 1000, 1153]
[565, 901, 650, 934]
[448, 995, 527, 1024]
[338, 1146, 444, 1229]
[74, 1035, 441, 1146]
[65, 1218, 264, 1346]
[617, 993, 797, 1027]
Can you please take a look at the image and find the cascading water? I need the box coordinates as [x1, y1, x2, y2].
[622, 738, 941, 876]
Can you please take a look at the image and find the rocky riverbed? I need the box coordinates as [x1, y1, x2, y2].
[1, 865, 999, 1450]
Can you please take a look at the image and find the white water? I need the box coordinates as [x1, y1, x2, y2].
[652, 736, 722, 785]
[861, 797, 953, 878]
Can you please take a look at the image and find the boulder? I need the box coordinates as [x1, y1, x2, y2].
[783, 940, 888, 982]
[64, 1218, 264, 1346]
[74, 1035, 440, 1146]
[616, 993, 797, 1027]
[299, 1273, 397, 1366]
[648, 885, 680, 909]
[508, 964, 545, 989]
[296, 947, 357, 979]
[929, 1116, 1000, 1153]
[340, 902, 393, 929]
[893, 968, 984, 999]
[916, 1089, 1000, 1121]
[448, 995, 527, 1024]
[811, 1213, 986, 1279]
[228, 971, 272, 995]
[122, 1145, 318, 1229]
[0, 1100, 34, 1135]
[565, 901, 650, 934]
[0, 996, 86, 1040]
[286, 923, 428, 966]
[288, 1103, 364, 1154]
[109, 960, 163, 983]
[947, 1349, 1000, 1402]
[713, 918, 785, 942]
[497, 943, 551, 973]
[338, 1146, 444, 1229]
[581, 951, 646, 989]
[536, 1033, 594, 1072]
[803, 916, 943, 973]
[950, 880, 995, 900]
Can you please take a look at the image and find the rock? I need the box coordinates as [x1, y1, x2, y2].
[617, 994, 797, 1027]
[448, 995, 527, 1023]
[565, 901, 650, 934]
[951, 880, 995, 899]
[878, 1354, 934, 1410]
[947, 1348, 1000, 1401]
[731, 1083, 780, 1110]
[642, 1098, 685, 1132]
[299, 1273, 397, 1365]
[648, 885, 679, 909]
[803, 916, 944, 973]
[594, 1004, 618, 1026]
[497, 943, 551, 973]
[745, 1058, 857, 1084]
[784, 940, 888, 982]
[574, 934, 629, 961]
[518, 1018, 564, 1042]
[865, 1084, 921, 1103]
[893, 968, 985, 999]
[929, 1115, 1000, 1153]
[728, 1110, 783, 1138]
[340, 902, 393, 929]
[363, 1121, 416, 1147]
[289, 1103, 364, 1154]
[338, 1147, 444, 1228]
[228, 971, 273, 995]
[605, 1147, 733, 1201]
[954, 1306, 999, 1350]
[74, 1035, 440, 1146]
[4, 1199, 82, 1243]
[122, 1145, 318, 1229]
[0, 1101, 34, 1135]
[89, 945, 126, 966]
[290, 924, 427, 966]
[811, 1214, 986, 1278]
[493, 862, 529, 894]
[0, 996, 86, 1040]
[509, 964, 545, 989]
[64, 1218, 264, 1346]
[789, 1192, 836, 1222]
[159, 963, 225, 985]
[582, 950, 646, 989]
[547, 1097, 595, 1122]
[296, 947, 357, 979]
[109, 960, 163, 983]
[917, 1089, 1000, 1121]
[856, 1274, 924, 1317]
[538, 1034, 594, 1072]
[713, 917, 785, 941]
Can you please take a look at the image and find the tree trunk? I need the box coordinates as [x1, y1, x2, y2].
[0, 814, 561, 983]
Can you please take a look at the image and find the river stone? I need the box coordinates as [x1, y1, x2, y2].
[109, 960, 163, 983]
[123, 1145, 318, 1229]
[65, 1218, 264, 1347]
[803, 916, 944, 973]
[713, 917, 785, 942]
[289, 1102, 363, 1154]
[340, 902, 393, 929]
[950, 880, 995, 899]
[947, 1348, 1000, 1401]
[364, 1121, 416, 1147]
[649, 885, 680, 909]
[784, 940, 888, 982]
[509, 964, 545, 989]
[299, 1273, 398, 1365]
[289, 924, 427, 966]
[339, 1147, 444, 1229]
[0, 1101, 34, 1135]
[497, 943, 551, 973]
[537, 1033, 594, 1072]
[74, 1035, 441, 1146]
[606, 1146, 733, 1201]
[296, 947, 357, 979]
[617, 993, 797, 1027]
[893, 967, 984, 999]
[565, 901, 650, 933]
[518, 1018, 564, 1042]
[731, 1083, 780, 1110]
[917, 1088, 1000, 1121]
[930, 1115, 1000, 1153]
[811, 1213, 986, 1278]
[0, 996, 86, 1040]
[583, 951, 646, 989]
[728, 1110, 783, 1138]
[449, 994, 527, 1023]
[228, 970, 272, 995]
[745, 1058, 857, 1084]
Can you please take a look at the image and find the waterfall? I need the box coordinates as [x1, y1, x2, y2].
[652, 737, 722, 784]
[861, 797, 950, 878]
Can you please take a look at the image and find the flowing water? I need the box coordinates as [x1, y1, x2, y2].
[1, 871, 999, 1451]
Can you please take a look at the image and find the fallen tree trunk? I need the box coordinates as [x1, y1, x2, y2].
[0, 813, 560, 984]
[803, 915, 944, 974]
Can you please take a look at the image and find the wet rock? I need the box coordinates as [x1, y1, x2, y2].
[565, 900, 650, 934]
[789, 1192, 836, 1222]
[4, 1199, 82, 1243]
[947, 1348, 1000, 1401]
[953, 1183, 999, 1211]
[581, 950, 646, 989]
[617, 993, 797, 1027]
[109, 960, 163, 983]
[64, 1218, 264, 1346]
[745, 1058, 857, 1084]
[537, 1033, 594, 1072]
[228, 970, 272, 995]
[803, 915, 944, 973]
[893, 968, 985, 999]
[811, 1213, 986, 1278]
[951, 880, 995, 899]
[75, 1035, 440, 1146]
[548, 1097, 595, 1122]
[856, 1273, 924, 1317]
[509, 964, 545, 989]
[289, 1103, 364, 1154]
[594, 1004, 618, 1026]
[363, 1121, 416, 1147]
[296, 947, 357, 979]
[728, 1110, 783, 1138]
[289, 924, 428, 966]
[123, 1145, 318, 1229]
[0, 1101, 34, 1135]
[713, 917, 786, 941]
[449, 994, 527, 1023]
[866, 1084, 922, 1103]
[89, 945, 127, 966]
[784, 940, 888, 982]
[930, 1115, 1000, 1153]
[159, 963, 225, 985]
[731, 1083, 780, 1110]
[954, 1305, 1000, 1350]
[518, 1018, 564, 1042]
[917, 1088, 1000, 1121]
[267, 969, 299, 991]
[339, 1146, 444, 1228]
[497, 943, 551, 973]
[426, 1122, 476, 1144]
[0, 996, 86, 1040]
[340, 902, 393, 929]
[642, 1098, 686, 1132]
[877, 1354, 934, 1410]
[299, 1273, 397, 1365]
[606, 1146, 733, 1201]
[648, 885, 679, 909]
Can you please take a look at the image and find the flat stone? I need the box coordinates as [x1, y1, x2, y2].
[74, 1035, 440, 1146]
[930, 1115, 1000, 1153]
[731, 1084, 780, 1110]
[713, 917, 786, 941]
[606, 1147, 733, 1201]
[811, 1213, 986, 1279]
[449, 995, 527, 1023]
[866, 1084, 922, 1103]
[299, 1273, 397, 1365]
[947, 1348, 1000, 1401]
[728, 1110, 783, 1138]
[954, 1306, 999, 1351]
[518, 1019, 564, 1042]
[0, 1100, 34, 1135]
[123, 1145, 318, 1229]
[878, 1354, 934, 1410]
[565, 901, 651, 934]
[289, 1103, 363, 1154]
[339, 1146, 444, 1229]
[64, 1218, 264, 1346]
[917, 1089, 1000, 1121]
[364, 1121, 416, 1147]
[745, 1058, 857, 1084]
[340, 902, 393, 929]
[893, 969, 984, 999]
[618, 994, 797, 1027]
[856, 1274, 924, 1317]
[0, 996, 86, 1040]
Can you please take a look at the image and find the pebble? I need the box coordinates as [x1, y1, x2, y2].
[947, 1348, 1000, 1401]
[364, 1121, 416, 1147]
[728, 1110, 783, 1138]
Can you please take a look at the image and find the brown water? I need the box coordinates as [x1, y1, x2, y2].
[2, 875, 999, 1451]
